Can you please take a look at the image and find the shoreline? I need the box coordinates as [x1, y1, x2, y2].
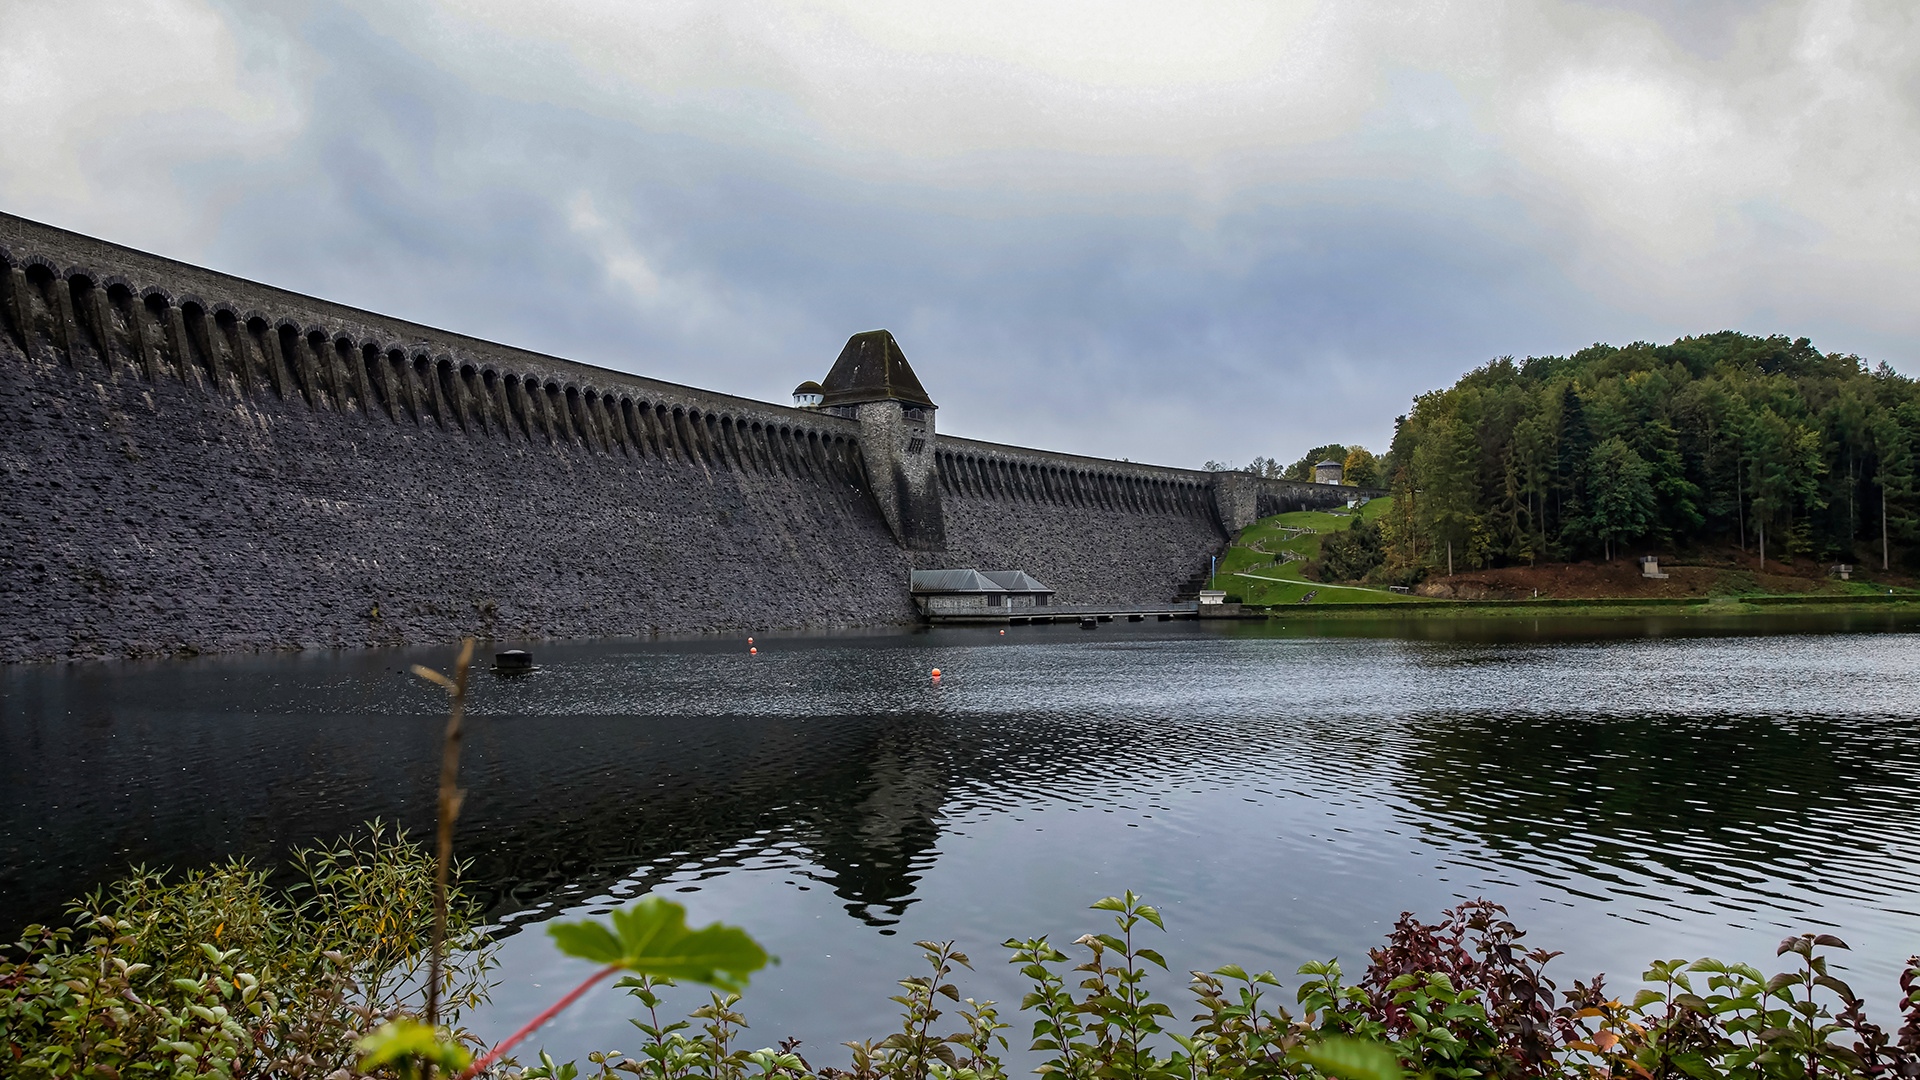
[11, 594, 1919, 665]
[1238, 592, 1920, 620]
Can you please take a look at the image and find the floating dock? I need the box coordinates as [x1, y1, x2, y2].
[927, 602, 1213, 626]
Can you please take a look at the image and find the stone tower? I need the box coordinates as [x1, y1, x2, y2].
[819, 330, 945, 551]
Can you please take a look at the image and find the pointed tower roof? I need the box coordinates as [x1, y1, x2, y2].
[818, 330, 935, 409]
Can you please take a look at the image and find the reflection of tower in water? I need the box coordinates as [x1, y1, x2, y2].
[808, 727, 951, 928]
[443, 710, 960, 937]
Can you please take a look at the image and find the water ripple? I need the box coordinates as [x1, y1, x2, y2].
[4, 618, 1919, 1054]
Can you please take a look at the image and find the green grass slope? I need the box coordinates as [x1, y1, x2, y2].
[1212, 497, 1423, 607]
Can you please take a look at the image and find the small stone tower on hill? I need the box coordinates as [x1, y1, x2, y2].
[819, 330, 945, 551]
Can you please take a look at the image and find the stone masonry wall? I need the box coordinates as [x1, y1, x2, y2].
[0, 214, 1256, 660]
[1210, 472, 1376, 533]
[0, 341, 918, 662]
[933, 438, 1227, 604]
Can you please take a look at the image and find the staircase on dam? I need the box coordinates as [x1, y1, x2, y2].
[1175, 561, 1218, 601]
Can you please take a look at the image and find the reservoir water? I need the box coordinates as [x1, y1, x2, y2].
[4, 614, 1919, 1067]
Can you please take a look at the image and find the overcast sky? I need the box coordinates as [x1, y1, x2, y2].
[3, 0, 1916, 467]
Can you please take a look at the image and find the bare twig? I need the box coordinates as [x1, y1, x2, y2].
[455, 964, 622, 1080]
[414, 638, 475, 1032]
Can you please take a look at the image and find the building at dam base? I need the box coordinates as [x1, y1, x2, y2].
[0, 213, 1371, 661]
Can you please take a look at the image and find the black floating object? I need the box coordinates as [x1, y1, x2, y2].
[1080, 616, 1098, 629]
[493, 649, 534, 673]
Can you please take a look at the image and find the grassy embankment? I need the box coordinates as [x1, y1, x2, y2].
[1212, 497, 1420, 606]
[1219, 497, 1920, 618]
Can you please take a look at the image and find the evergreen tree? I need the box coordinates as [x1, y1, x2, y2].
[1552, 382, 1592, 555]
[1639, 418, 1704, 542]
[1584, 437, 1657, 561]
[1823, 382, 1875, 552]
[1413, 413, 1483, 573]
[1872, 405, 1920, 569]
[1747, 409, 1827, 566]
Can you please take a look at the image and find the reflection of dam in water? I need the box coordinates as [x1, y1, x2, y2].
[6, 632, 1175, 936]
[463, 711, 960, 931]
[0, 660, 974, 934]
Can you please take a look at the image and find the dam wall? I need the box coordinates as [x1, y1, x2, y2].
[0, 213, 1364, 661]
[935, 438, 1227, 603]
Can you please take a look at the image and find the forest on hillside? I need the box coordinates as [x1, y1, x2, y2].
[1251, 332, 1920, 584]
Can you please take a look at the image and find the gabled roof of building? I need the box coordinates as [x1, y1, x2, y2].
[979, 569, 1053, 593]
[819, 330, 936, 409]
[910, 569, 1005, 593]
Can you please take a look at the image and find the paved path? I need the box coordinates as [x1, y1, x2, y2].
[1231, 571, 1400, 596]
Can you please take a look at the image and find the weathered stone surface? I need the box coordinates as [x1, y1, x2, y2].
[0, 212, 1372, 661]
[933, 437, 1229, 601]
[855, 398, 945, 551]
[0, 344, 912, 661]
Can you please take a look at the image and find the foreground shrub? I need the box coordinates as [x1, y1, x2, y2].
[0, 824, 492, 1079]
[5, 856, 1918, 1080]
[490, 894, 1920, 1080]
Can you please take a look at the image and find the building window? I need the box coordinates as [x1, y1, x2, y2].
[906, 437, 925, 453]
[1036, 594, 1048, 607]
[987, 593, 1003, 606]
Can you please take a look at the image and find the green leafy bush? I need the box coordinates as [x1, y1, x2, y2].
[491, 897, 1920, 1080]
[0, 824, 493, 1079]
[1315, 517, 1385, 583]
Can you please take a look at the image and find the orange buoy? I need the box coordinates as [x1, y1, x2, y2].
[748, 637, 754, 644]
[750, 647, 758, 655]
[930, 668, 941, 679]
[999, 629, 1005, 635]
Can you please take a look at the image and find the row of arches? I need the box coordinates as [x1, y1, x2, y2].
[0, 254, 867, 485]
[935, 449, 1208, 517]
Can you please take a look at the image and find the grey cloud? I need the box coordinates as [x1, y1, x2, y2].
[157, 5, 1611, 466]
